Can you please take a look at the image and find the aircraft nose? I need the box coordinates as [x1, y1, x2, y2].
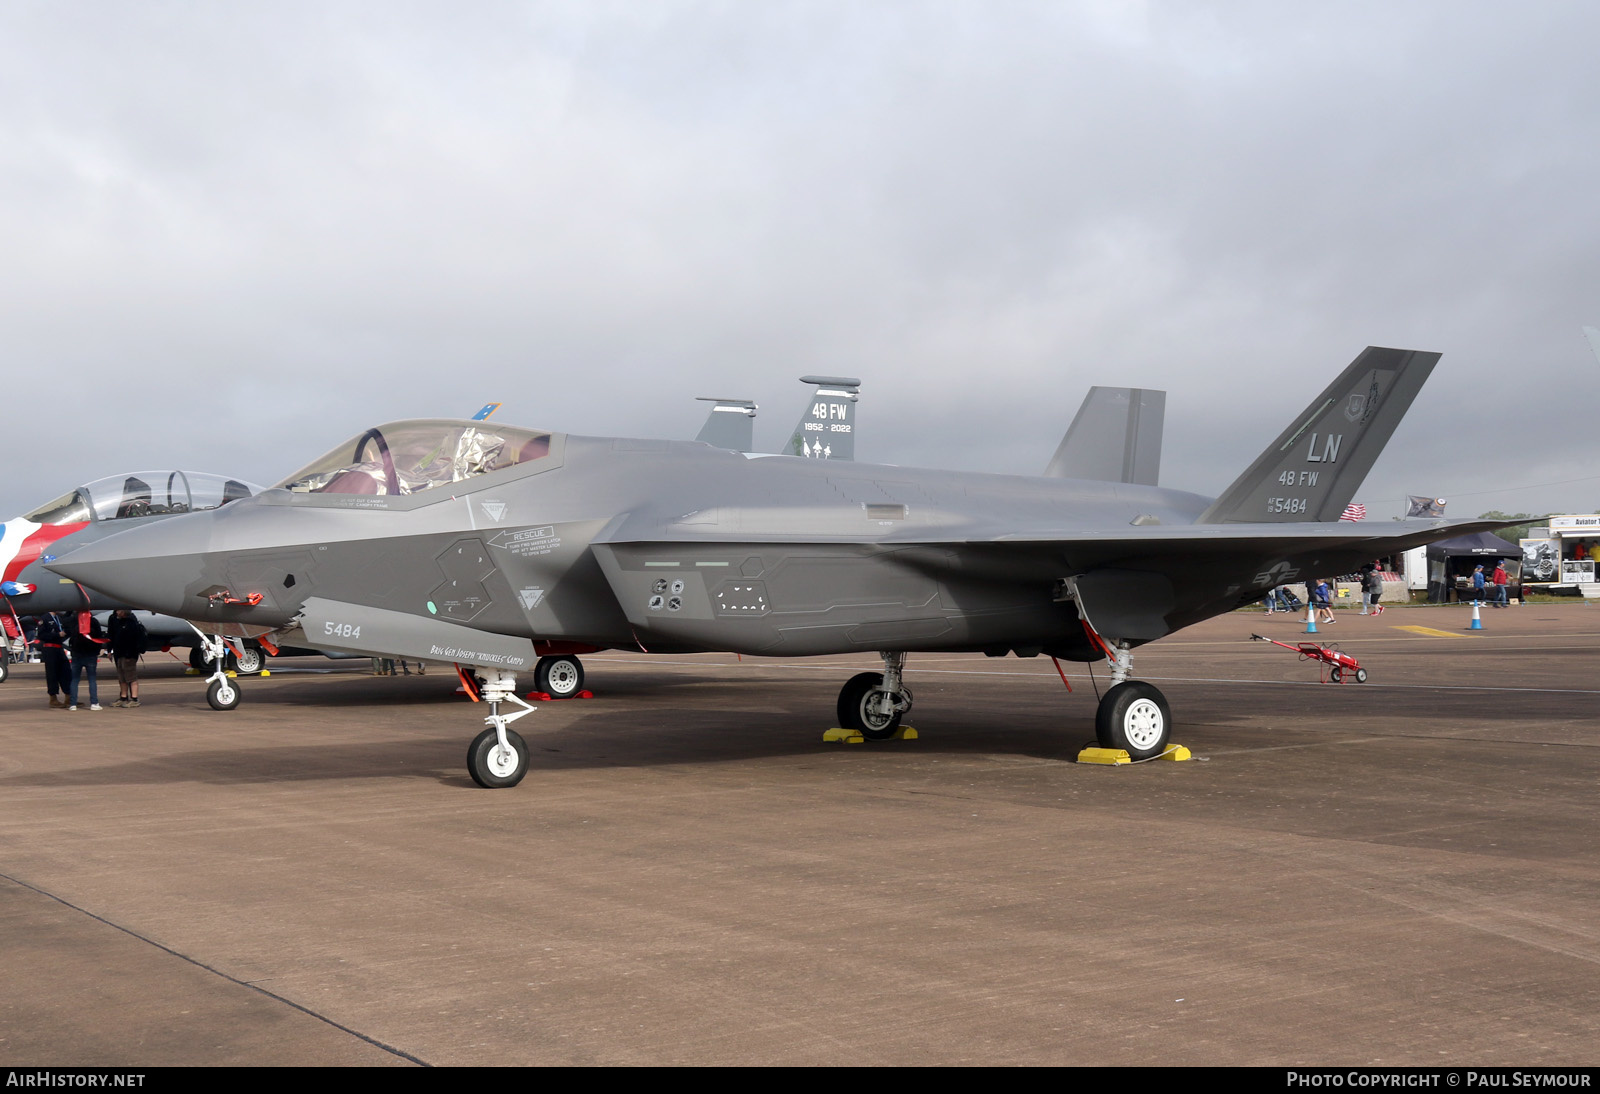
[44, 515, 219, 616]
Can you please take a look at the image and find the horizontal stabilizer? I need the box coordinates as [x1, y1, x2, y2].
[1044, 387, 1165, 485]
[296, 597, 535, 669]
[1198, 347, 1438, 524]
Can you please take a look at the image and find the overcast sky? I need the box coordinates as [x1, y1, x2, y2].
[4, 1, 1599, 521]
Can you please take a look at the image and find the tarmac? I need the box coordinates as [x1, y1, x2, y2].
[1, 601, 1597, 1066]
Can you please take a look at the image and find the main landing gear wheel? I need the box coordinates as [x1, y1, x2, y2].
[0, 653, 9, 684]
[837, 671, 904, 741]
[233, 644, 264, 676]
[534, 654, 584, 698]
[1094, 680, 1171, 760]
[467, 727, 528, 788]
[206, 677, 241, 711]
[192, 645, 239, 672]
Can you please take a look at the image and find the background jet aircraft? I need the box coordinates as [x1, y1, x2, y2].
[52, 346, 1495, 789]
[0, 471, 262, 680]
[693, 397, 759, 452]
[694, 375, 862, 458]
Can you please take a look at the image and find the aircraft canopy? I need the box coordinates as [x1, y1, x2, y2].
[276, 420, 554, 497]
[22, 471, 260, 526]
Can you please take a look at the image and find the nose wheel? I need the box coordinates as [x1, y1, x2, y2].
[190, 627, 242, 711]
[467, 726, 529, 788]
[462, 668, 538, 788]
[206, 676, 241, 711]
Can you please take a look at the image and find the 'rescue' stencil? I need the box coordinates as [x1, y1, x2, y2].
[490, 526, 561, 558]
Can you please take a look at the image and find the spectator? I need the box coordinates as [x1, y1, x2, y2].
[107, 610, 147, 707]
[1364, 566, 1386, 616]
[1313, 578, 1335, 624]
[64, 611, 107, 711]
[1491, 561, 1510, 608]
[35, 612, 70, 708]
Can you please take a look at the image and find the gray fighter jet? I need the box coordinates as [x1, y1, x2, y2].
[0, 471, 263, 679]
[51, 347, 1496, 788]
[694, 375, 862, 458]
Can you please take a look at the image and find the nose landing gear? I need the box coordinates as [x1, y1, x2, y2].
[463, 668, 538, 788]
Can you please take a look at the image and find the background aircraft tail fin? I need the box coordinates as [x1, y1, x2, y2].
[1584, 326, 1600, 366]
[1043, 386, 1165, 485]
[694, 398, 758, 452]
[785, 376, 860, 460]
[1197, 346, 1439, 524]
[471, 402, 501, 421]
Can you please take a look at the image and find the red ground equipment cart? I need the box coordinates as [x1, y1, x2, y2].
[1250, 634, 1368, 683]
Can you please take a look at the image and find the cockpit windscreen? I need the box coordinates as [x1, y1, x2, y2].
[276, 421, 553, 496]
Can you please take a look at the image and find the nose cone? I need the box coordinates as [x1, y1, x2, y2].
[45, 514, 221, 616]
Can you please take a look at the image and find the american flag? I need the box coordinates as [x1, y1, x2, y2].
[1339, 503, 1367, 522]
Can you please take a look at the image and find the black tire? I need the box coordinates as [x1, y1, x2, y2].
[1094, 681, 1171, 760]
[467, 727, 528, 788]
[233, 644, 264, 676]
[0, 652, 9, 684]
[836, 671, 902, 741]
[1354, 668, 1368, 683]
[1330, 667, 1343, 683]
[206, 677, 241, 711]
[534, 655, 584, 699]
[189, 646, 207, 671]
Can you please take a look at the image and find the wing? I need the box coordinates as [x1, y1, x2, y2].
[590, 518, 1506, 655]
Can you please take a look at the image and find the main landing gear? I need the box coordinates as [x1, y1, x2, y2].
[533, 654, 585, 699]
[1090, 639, 1171, 760]
[464, 668, 538, 788]
[836, 651, 913, 740]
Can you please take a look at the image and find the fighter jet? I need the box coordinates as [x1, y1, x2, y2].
[51, 347, 1496, 788]
[694, 375, 862, 458]
[0, 402, 509, 681]
[0, 471, 262, 680]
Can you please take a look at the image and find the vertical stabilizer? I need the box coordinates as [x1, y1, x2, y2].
[786, 375, 860, 460]
[1197, 346, 1439, 524]
[1043, 386, 1165, 485]
[694, 398, 758, 452]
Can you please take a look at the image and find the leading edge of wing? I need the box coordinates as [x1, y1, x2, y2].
[598, 518, 1506, 554]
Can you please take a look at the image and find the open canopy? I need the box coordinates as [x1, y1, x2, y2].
[276, 419, 555, 497]
[22, 471, 260, 526]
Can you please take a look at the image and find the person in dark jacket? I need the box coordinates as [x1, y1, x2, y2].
[64, 612, 107, 711]
[35, 613, 71, 708]
[107, 610, 147, 707]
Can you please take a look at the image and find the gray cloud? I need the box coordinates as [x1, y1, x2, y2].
[3, 1, 1598, 522]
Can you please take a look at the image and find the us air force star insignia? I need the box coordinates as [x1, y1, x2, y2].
[480, 500, 508, 523]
